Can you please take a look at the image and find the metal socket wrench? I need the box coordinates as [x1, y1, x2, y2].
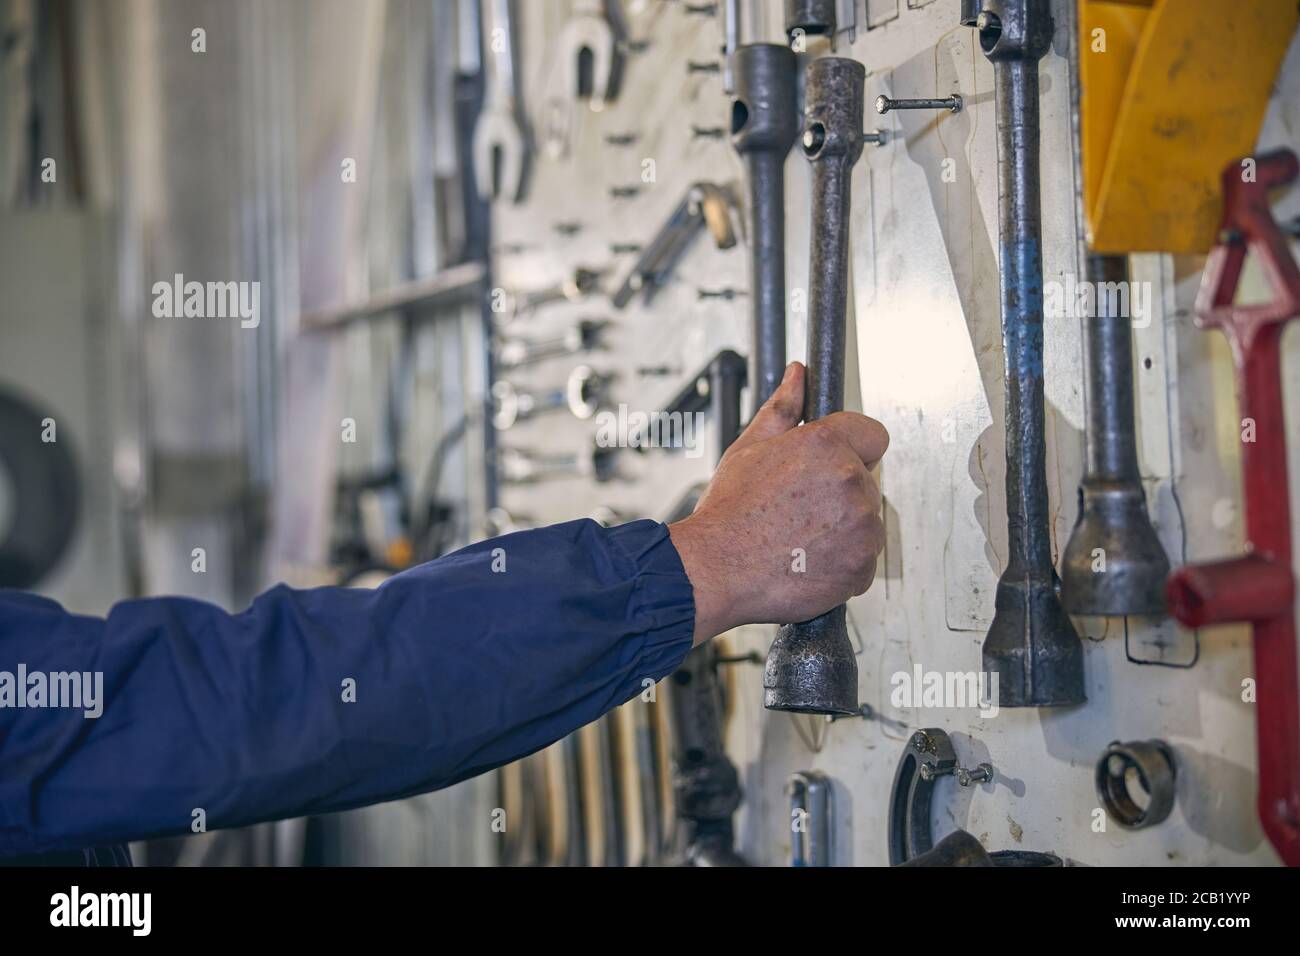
[1060, 255, 1170, 615]
[973, 0, 1085, 707]
[731, 43, 799, 407]
[763, 56, 865, 717]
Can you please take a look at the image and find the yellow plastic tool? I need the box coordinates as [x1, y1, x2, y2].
[1080, 0, 1298, 254]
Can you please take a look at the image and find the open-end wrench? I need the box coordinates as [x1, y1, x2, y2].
[472, 0, 526, 202]
[1165, 150, 1300, 866]
[969, 1, 1085, 707]
[497, 318, 607, 368]
[1061, 253, 1170, 615]
[731, 44, 799, 408]
[612, 183, 737, 310]
[558, 0, 619, 109]
[762, 57, 865, 717]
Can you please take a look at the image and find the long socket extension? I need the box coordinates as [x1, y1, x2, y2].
[1060, 254, 1170, 614]
[763, 57, 865, 716]
[972, 1, 1085, 707]
[731, 44, 799, 406]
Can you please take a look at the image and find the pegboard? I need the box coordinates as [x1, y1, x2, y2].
[487, 0, 1300, 866]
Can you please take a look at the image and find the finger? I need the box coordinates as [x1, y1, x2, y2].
[806, 412, 890, 467]
[728, 362, 805, 453]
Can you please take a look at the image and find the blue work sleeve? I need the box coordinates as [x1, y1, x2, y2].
[0, 518, 696, 857]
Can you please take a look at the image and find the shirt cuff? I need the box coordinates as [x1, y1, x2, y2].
[604, 519, 697, 681]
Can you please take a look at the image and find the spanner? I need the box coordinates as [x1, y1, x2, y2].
[558, 0, 618, 109]
[472, 0, 526, 202]
[762, 56, 865, 716]
[1165, 150, 1300, 866]
[731, 43, 799, 408]
[1061, 253, 1170, 615]
[969, 1, 1085, 707]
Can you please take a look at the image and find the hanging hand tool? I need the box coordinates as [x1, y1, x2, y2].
[472, 0, 527, 202]
[1095, 739, 1176, 830]
[788, 772, 832, 866]
[889, 728, 1060, 866]
[1060, 254, 1170, 615]
[505, 267, 603, 320]
[1165, 150, 1300, 866]
[731, 43, 799, 408]
[612, 183, 737, 310]
[558, 0, 619, 109]
[497, 318, 607, 369]
[968, 1, 1085, 708]
[762, 56, 865, 717]
[664, 349, 749, 867]
[784, 0, 836, 42]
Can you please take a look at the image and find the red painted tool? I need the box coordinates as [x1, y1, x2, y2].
[1166, 150, 1300, 866]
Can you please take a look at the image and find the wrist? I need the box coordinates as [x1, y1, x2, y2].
[667, 514, 739, 645]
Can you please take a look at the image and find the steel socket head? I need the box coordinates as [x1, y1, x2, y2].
[1061, 481, 1170, 616]
[800, 57, 866, 164]
[982, 572, 1086, 707]
[763, 606, 859, 715]
[731, 44, 800, 155]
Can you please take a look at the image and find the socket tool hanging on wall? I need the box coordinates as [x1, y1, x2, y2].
[1060, 255, 1170, 615]
[762, 56, 865, 717]
[731, 43, 799, 409]
[1095, 739, 1176, 830]
[968, 1, 1085, 708]
[1165, 151, 1300, 867]
[612, 183, 736, 309]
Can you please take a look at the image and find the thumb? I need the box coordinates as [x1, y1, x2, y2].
[729, 362, 805, 453]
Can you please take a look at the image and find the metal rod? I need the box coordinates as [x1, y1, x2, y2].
[763, 56, 864, 716]
[974, 1, 1085, 707]
[1060, 253, 1170, 614]
[731, 44, 799, 407]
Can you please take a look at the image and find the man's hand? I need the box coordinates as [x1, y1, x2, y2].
[668, 362, 889, 645]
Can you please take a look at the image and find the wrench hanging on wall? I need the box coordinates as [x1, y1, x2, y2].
[763, 56, 865, 716]
[472, 0, 527, 202]
[1165, 151, 1300, 867]
[1060, 254, 1170, 615]
[731, 43, 799, 410]
[968, 1, 1085, 707]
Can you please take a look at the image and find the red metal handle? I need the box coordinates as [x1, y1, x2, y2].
[1166, 150, 1300, 865]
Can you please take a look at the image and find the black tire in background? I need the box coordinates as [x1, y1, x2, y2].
[0, 387, 80, 588]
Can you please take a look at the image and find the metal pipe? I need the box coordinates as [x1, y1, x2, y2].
[973, 1, 1085, 707]
[731, 44, 799, 407]
[1060, 254, 1170, 614]
[763, 56, 864, 716]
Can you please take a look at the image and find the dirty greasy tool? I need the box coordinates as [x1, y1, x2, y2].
[731, 43, 799, 408]
[969, 0, 1085, 708]
[666, 349, 749, 867]
[784, 0, 836, 42]
[762, 56, 864, 717]
[889, 728, 1061, 866]
[1165, 150, 1300, 867]
[1061, 255, 1170, 615]
[472, 0, 526, 202]
[1095, 739, 1177, 830]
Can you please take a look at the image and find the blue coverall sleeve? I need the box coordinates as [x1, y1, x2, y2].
[0, 518, 696, 856]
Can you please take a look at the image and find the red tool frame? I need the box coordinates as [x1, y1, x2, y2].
[1166, 149, 1300, 866]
